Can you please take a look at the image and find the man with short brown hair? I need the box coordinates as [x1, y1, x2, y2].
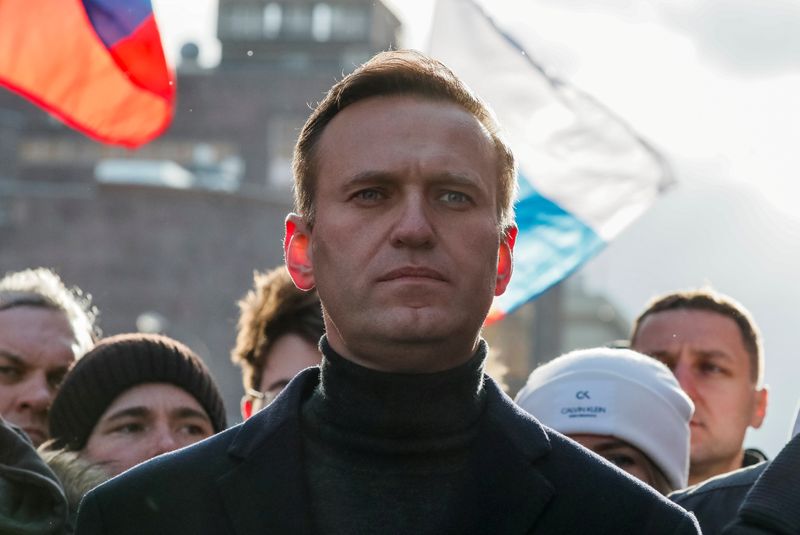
[75, 50, 698, 534]
[630, 288, 768, 486]
[0, 268, 99, 446]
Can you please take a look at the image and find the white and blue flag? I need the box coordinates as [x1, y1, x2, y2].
[427, 0, 672, 322]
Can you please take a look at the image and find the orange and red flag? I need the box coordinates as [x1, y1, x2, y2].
[0, 0, 175, 147]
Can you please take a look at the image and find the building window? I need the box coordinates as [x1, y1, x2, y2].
[283, 4, 312, 40]
[331, 5, 369, 41]
[267, 115, 305, 189]
[263, 3, 282, 39]
[222, 4, 263, 40]
[312, 4, 332, 42]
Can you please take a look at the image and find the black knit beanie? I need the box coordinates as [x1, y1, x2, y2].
[49, 333, 227, 450]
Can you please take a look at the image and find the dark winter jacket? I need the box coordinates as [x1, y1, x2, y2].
[75, 359, 700, 534]
[671, 462, 768, 535]
[723, 433, 800, 534]
[38, 448, 110, 533]
[0, 417, 67, 535]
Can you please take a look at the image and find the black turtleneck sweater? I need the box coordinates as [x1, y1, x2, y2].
[300, 337, 488, 534]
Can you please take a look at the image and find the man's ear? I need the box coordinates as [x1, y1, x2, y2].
[495, 225, 517, 296]
[240, 396, 253, 420]
[284, 213, 315, 291]
[750, 386, 768, 429]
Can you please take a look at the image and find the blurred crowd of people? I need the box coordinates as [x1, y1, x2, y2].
[2, 50, 798, 534]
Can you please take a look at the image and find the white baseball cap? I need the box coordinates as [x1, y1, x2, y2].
[515, 347, 694, 490]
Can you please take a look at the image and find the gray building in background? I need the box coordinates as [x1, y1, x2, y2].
[0, 0, 625, 421]
[0, 0, 400, 424]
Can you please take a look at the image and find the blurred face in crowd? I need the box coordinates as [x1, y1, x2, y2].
[82, 382, 214, 476]
[570, 434, 669, 493]
[285, 96, 515, 373]
[0, 306, 77, 446]
[631, 309, 767, 484]
[242, 333, 321, 418]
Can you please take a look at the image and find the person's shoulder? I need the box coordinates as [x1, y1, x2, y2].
[93, 423, 241, 499]
[671, 461, 767, 503]
[75, 425, 244, 534]
[546, 428, 700, 532]
[668, 462, 768, 535]
[484, 381, 698, 533]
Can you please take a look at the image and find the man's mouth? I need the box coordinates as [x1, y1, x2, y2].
[378, 266, 446, 282]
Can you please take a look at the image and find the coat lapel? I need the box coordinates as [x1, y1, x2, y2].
[216, 369, 319, 535]
[214, 371, 555, 535]
[456, 377, 555, 534]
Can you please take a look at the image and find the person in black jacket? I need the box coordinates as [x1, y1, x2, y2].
[723, 431, 800, 534]
[671, 406, 800, 535]
[0, 417, 67, 534]
[74, 50, 699, 535]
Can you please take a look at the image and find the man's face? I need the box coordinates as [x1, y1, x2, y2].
[0, 306, 77, 446]
[631, 309, 767, 481]
[82, 382, 214, 477]
[241, 333, 321, 418]
[285, 95, 514, 372]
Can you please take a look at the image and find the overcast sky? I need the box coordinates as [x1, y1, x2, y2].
[153, 0, 800, 457]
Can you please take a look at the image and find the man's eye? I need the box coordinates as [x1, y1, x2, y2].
[0, 365, 22, 382]
[439, 191, 470, 204]
[354, 189, 384, 202]
[180, 424, 210, 436]
[114, 423, 144, 434]
[700, 362, 725, 375]
[47, 371, 67, 390]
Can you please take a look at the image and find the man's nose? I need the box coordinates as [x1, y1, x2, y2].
[390, 195, 435, 249]
[149, 428, 179, 457]
[673, 361, 698, 400]
[18, 374, 52, 412]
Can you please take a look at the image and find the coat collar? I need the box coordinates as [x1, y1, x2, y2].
[217, 368, 319, 535]
[458, 376, 555, 533]
[217, 368, 554, 534]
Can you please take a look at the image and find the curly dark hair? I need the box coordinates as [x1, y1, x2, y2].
[231, 267, 324, 391]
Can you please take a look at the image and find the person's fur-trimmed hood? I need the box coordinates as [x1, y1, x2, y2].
[37, 447, 109, 528]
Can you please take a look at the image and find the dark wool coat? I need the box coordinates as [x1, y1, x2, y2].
[723, 433, 800, 535]
[0, 417, 67, 535]
[671, 461, 768, 535]
[75, 369, 699, 535]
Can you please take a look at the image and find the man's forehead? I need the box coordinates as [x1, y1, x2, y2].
[0, 306, 77, 353]
[636, 309, 747, 352]
[315, 96, 496, 181]
[320, 95, 490, 143]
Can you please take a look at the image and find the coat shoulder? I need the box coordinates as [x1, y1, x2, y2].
[75, 425, 242, 534]
[484, 386, 698, 534]
[542, 429, 699, 533]
[669, 462, 768, 535]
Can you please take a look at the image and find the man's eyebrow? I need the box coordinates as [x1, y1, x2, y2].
[170, 407, 212, 422]
[344, 170, 482, 188]
[695, 350, 735, 362]
[102, 407, 151, 423]
[0, 351, 24, 365]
